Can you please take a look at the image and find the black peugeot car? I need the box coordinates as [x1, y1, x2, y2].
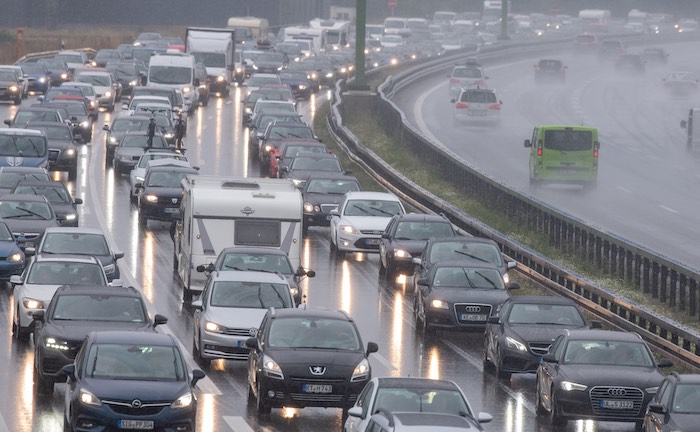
[61, 331, 205, 432]
[246, 307, 378, 416]
[32, 284, 167, 394]
[643, 373, 700, 432]
[536, 329, 673, 428]
[136, 163, 198, 227]
[301, 174, 361, 235]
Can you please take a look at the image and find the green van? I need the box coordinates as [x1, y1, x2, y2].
[524, 125, 600, 187]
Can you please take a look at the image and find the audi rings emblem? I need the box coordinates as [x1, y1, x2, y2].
[131, 399, 143, 408]
[464, 306, 481, 313]
[607, 388, 627, 397]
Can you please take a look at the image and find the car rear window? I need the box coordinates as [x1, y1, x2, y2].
[543, 129, 593, 151]
[453, 68, 482, 79]
[461, 91, 496, 103]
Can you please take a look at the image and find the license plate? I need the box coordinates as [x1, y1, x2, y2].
[365, 239, 381, 245]
[601, 400, 634, 409]
[236, 340, 247, 348]
[164, 208, 178, 213]
[303, 384, 332, 393]
[469, 111, 487, 117]
[22, 241, 34, 248]
[119, 420, 154, 429]
[461, 314, 487, 321]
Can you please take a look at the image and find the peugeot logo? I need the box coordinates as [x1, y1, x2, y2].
[309, 366, 326, 375]
[608, 388, 627, 397]
[464, 306, 481, 313]
[171, 198, 177, 204]
[249, 328, 258, 337]
[241, 206, 255, 216]
[131, 399, 142, 408]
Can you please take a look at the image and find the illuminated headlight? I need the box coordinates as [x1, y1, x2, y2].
[44, 337, 70, 351]
[431, 299, 449, 309]
[143, 194, 158, 203]
[263, 354, 284, 379]
[373, 62, 379, 68]
[252, 65, 259, 70]
[340, 67, 347, 74]
[103, 263, 115, 274]
[277, 66, 283, 71]
[264, 144, 272, 153]
[393, 249, 411, 258]
[391, 58, 399, 65]
[561, 381, 587, 391]
[60, 73, 68, 80]
[503, 273, 510, 284]
[310, 73, 318, 79]
[80, 389, 102, 407]
[9, 85, 18, 92]
[294, 57, 300, 62]
[23, 298, 44, 310]
[89, 101, 95, 108]
[108, 137, 117, 144]
[351, 358, 370, 382]
[204, 321, 224, 333]
[298, 84, 306, 90]
[90, 61, 97, 67]
[129, 80, 138, 86]
[64, 214, 77, 221]
[235, 67, 242, 73]
[182, 87, 191, 93]
[79, 121, 89, 128]
[325, 72, 334, 78]
[164, 133, 174, 139]
[645, 386, 659, 394]
[304, 52, 311, 57]
[6, 252, 23, 263]
[364, 49, 369, 54]
[340, 224, 357, 234]
[505, 336, 527, 352]
[349, 65, 354, 71]
[136, 176, 145, 182]
[303, 202, 319, 213]
[104, 91, 112, 97]
[289, 287, 299, 298]
[245, 107, 252, 114]
[171, 393, 193, 409]
[411, 54, 417, 59]
[216, 75, 225, 82]
[38, 77, 46, 83]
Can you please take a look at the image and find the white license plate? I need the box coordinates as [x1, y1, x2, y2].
[163, 208, 178, 213]
[365, 239, 381, 245]
[601, 400, 634, 409]
[469, 111, 487, 116]
[119, 420, 154, 429]
[303, 384, 332, 393]
[461, 314, 487, 321]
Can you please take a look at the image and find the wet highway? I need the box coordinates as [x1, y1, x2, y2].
[0, 42, 663, 431]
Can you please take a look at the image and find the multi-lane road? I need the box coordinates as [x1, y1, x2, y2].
[2, 37, 696, 432]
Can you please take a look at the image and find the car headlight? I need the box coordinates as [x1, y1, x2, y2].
[298, 84, 306, 90]
[431, 299, 449, 309]
[23, 298, 44, 310]
[340, 67, 347, 74]
[277, 66, 284, 71]
[303, 202, 318, 213]
[325, 72, 334, 78]
[171, 392, 193, 409]
[102, 263, 115, 274]
[216, 75, 225, 82]
[44, 337, 70, 351]
[291, 178, 304, 187]
[9, 85, 18, 92]
[135, 176, 144, 182]
[245, 107, 252, 114]
[252, 65, 259, 70]
[60, 73, 68, 80]
[80, 388, 102, 407]
[104, 91, 112, 97]
[310, 73, 318, 79]
[393, 249, 411, 258]
[340, 224, 357, 234]
[263, 354, 284, 379]
[645, 386, 659, 394]
[505, 336, 527, 352]
[144, 194, 158, 203]
[108, 137, 117, 144]
[118, 154, 130, 161]
[89, 101, 96, 108]
[289, 287, 299, 297]
[503, 273, 510, 284]
[79, 121, 89, 128]
[38, 77, 46, 83]
[182, 86, 191, 93]
[373, 62, 379, 68]
[235, 67, 242, 73]
[561, 381, 587, 391]
[391, 58, 399, 65]
[6, 252, 23, 263]
[205, 321, 223, 333]
[164, 133, 174, 139]
[129, 80, 138, 86]
[351, 358, 370, 382]
[64, 214, 77, 221]
[264, 144, 272, 153]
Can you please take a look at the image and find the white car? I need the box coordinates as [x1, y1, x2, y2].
[191, 271, 295, 366]
[129, 152, 190, 200]
[329, 191, 405, 257]
[11, 254, 109, 341]
[452, 87, 502, 125]
[120, 95, 173, 117]
[380, 34, 403, 48]
[74, 70, 116, 111]
[448, 65, 488, 99]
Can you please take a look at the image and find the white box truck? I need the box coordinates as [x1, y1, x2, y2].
[185, 27, 236, 96]
[173, 176, 303, 300]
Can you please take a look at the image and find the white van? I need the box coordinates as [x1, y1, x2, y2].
[147, 53, 200, 114]
[383, 17, 408, 35]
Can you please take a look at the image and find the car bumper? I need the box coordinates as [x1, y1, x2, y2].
[69, 402, 196, 432]
[258, 375, 366, 409]
[500, 347, 541, 373]
[454, 110, 500, 122]
[336, 233, 382, 253]
[97, 95, 114, 107]
[36, 345, 78, 381]
[0, 261, 24, 280]
[555, 390, 651, 422]
[425, 306, 493, 332]
[139, 202, 180, 222]
[304, 213, 332, 227]
[48, 151, 78, 170]
[200, 330, 250, 361]
[115, 158, 137, 170]
[27, 81, 49, 93]
[17, 303, 41, 330]
[208, 80, 228, 93]
[0, 90, 21, 100]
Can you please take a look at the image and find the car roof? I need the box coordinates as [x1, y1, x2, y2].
[209, 271, 288, 284]
[375, 377, 461, 391]
[305, 174, 358, 182]
[44, 226, 105, 235]
[505, 295, 578, 305]
[146, 165, 198, 175]
[219, 247, 289, 256]
[565, 329, 643, 342]
[271, 307, 352, 321]
[393, 213, 448, 222]
[344, 191, 400, 201]
[0, 194, 49, 203]
[89, 330, 175, 346]
[54, 284, 141, 297]
[25, 121, 71, 129]
[35, 253, 100, 264]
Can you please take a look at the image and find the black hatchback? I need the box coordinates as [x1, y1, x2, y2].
[246, 307, 378, 416]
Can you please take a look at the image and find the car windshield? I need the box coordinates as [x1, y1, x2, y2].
[289, 157, 342, 172]
[453, 68, 483, 78]
[31, 125, 72, 141]
[14, 111, 58, 125]
[255, 101, 294, 113]
[255, 53, 286, 63]
[220, 253, 293, 274]
[280, 72, 308, 80]
[429, 241, 503, 267]
[305, 178, 360, 194]
[41, 232, 110, 255]
[374, 388, 471, 417]
[27, 261, 105, 285]
[76, 74, 111, 86]
[259, 88, 293, 100]
[145, 171, 190, 188]
[283, 145, 325, 158]
[268, 317, 360, 350]
[54, 103, 87, 116]
[393, 221, 453, 240]
[268, 126, 314, 140]
[13, 185, 70, 204]
[209, 280, 292, 308]
[0, 200, 52, 220]
[672, 384, 700, 414]
[121, 135, 167, 148]
[64, 85, 95, 97]
[108, 64, 137, 76]
[433, 267, 505, 289]
[0, 223, 13, 241]
[138, 154, 186, 168]
[18, 64, 46, 74]
[52, 295, 146, 323]
[86, 343, 185, 381]
[544, 129, 593, 151]
[563, 340, 654, 366]
[112, 119, 148, 132]
[148, 66, 191, 85]
[248, 76, 281, 87]
[507, 303, 585, 326]
[0, 70, 17, 81]
[191, 52, 225, 68]
[0, 172, 50, 188]
[344, 199, 403, 217]
[259, 116, 301, 128]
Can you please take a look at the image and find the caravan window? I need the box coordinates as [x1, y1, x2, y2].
[235, 219, 281, 247]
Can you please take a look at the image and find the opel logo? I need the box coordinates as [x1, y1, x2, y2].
[131, 399, 142, 408]
[608, 388, 627, 397]
[241, 206, 255, 216]
[249, 328, 258, 337]
[309, 366, 326, 375]
[464, 306, 481, 313]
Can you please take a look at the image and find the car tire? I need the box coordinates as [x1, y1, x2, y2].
[482, 341, 495, 371]
[495, 349, 511, 380]
[548, 389, 567, 427]
[535, 380, 546, 416]
[14, 95, 21, 105]
[12, 307, 30, 342]
[113, 160, 121, 175]
[334, 240, 345, 259]
[384, 259, 396, 281]
[192, 334, 210, 368]
[34, 365, 54, 395]
[63, 414, 73, 432]
[302, 223, 308, 237]
[256, 381, 271, 415]
[414, 297, 425, 333]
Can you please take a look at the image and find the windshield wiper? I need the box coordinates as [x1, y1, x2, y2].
[257, 284, 265, 308]
[454, 250, 490, 263]
[352, 204, 372, 215]
[271, 284, 287, 307]
[474, 270, 498, 289]
[15, 206, 48, 220]
[369, 206, 392, 216]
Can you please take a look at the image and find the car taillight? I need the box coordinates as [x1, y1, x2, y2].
[488, 103, 501, 110]
[594, 149, 599, 158]
[560, 67, 566, 72]
[449, 78, 459, 83]
[534, 66, 540, 71]
[475, 79, 485, 85]
[455, 102, 469, 109]
[537, 148, 542, 157]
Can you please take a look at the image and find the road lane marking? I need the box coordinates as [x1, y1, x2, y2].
[0, 412, 10, 432]
[442, 340, 536, 414]
[223, 416, 255, 432]
[616, 186, 632, 194]
[659, 205, 678, 214]
[86, 130, 222, 396]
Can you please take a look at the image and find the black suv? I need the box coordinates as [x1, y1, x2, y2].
[245, 307, 378, 416]
[379, 213, 456, 279]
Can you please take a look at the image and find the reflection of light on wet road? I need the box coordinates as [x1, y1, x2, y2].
[503, 394, 525, 432]
[390, 292, 403, 375]
[139, 231, 155, 302]
[340, 260, 351, 314]
[19, 353, 34, 430]
[282, 407, 297, 418]
[428, 347, 440, 379]
[198, 393, 216, 432]
[214, 98, 223, 176]
[574, 419, 595, 432]
[103, 165, 116, 232]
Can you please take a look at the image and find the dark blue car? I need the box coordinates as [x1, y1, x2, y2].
[18, 63, 52, 94]
[0, 221, 25, 280]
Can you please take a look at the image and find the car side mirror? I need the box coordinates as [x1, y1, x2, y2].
[122, 103, 128, 110]
[73, 134, 84, 143]
[477, 412, 493, 424]
[417, 277, 428, 286]
[366, 342, 379, 356]
[450, 99, 456, 103]
[191, 299, 203, 310]
[3, 120, 10, 126]
[381, 233, 391, 239]
[114, 252, 125, 260]
[32, 310, 45, 322]
[9, 275, 22, 285]
[524, 139, 531, 148]
[37, 96, 45, 102]
[507, 282, 520, 290]
[245, 337, 261, 351]
[329, 209, 339, 216]
[74, 198, 83, 205]
[589, 320, 603, 329]
[153, 314, 168, 328]
[347, 406, 363, 419]
[102, 124, 110, 131]
[507, 261, 516, 269]
[542, 353, 558, 363]
[658, 358, 673, 368]
[411, 257, 421, 265]
[134, 182, 143, 189]
[487, 316, 499, 324]
[681, 120, 687, 129]
[191, 369, 206, 387]
[109, 279, 123, 287]
[647, 403, 665, 414]
[60, 364, 76, 381]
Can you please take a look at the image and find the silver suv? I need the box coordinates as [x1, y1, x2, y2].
[447, 65, 488, 99]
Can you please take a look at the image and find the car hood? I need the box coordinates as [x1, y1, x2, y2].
[289, 170, 342, 182]
[4, 219, 57, 235]
[389, 239, 427, 254]
[50, 202, 77, 217]
[432, 287, 510, 306]
[141, 187, 181, 199]
[558, 364, 664, 388]
[0, 240, 21, 257]
[507, 324, 586, 344]
[268, 348, 365, 369]
[22, 283, 63, 303]
[304, 192, 345, 206]
[42, 321, 153, 343]
[116, 147, 147, 157]
[341, 215, 393, 232]
[46, 138, 77, 149]
[84, 377, 190, 402]
[204, 307, 267, 330]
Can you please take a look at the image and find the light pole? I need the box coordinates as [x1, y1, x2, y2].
[352, 0, 369, 90]
[498, 0, 510, 41]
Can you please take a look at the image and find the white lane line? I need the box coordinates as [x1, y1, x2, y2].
[659, 205, 679, 214]
[0, 412, 10, 432]
[616, 186, 632, 194]
[86, 131, 222, 396]
[223, 416, 255, 432]
[442, 340, 536, 414]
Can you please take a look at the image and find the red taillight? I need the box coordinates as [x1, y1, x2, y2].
[537, 148, 542, 156]
[455, 102, 469, 109]
[488, 103, 501, 110]
[560, 67, 566, 72]
[594, 149, 599, 158]
[449, 78, 459, 83]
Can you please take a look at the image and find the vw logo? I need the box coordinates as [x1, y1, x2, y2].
[241, 206, 255, 216]
[6, 156, 22, 166]
[249, 328, 258, 337]
[608, 388, 627, 397]
[131, 399, 142, 408]
[171, 198, 178, 204]
[309, 366, 326, 375]
[464, 306, 481, 313]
